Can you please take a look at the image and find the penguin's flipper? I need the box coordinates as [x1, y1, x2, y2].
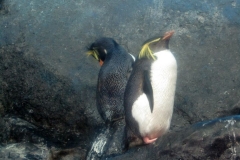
[143, 70, 154, 112]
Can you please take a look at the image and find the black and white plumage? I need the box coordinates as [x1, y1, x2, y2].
[87, 37, 135, 123]
[124, 31, 177, 144]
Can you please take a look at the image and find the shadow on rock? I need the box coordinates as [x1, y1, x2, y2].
[0, 43, 101, 151]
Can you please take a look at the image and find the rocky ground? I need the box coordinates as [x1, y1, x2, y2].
[0, 0, 240, 159]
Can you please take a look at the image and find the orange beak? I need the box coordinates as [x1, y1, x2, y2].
[99, 59, 104, 66]
[162, 30, 175, 40]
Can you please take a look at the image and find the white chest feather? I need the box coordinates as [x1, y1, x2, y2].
[132, 50, 177, 139]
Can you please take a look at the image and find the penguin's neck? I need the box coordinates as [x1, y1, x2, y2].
[153, 50, 173, 62]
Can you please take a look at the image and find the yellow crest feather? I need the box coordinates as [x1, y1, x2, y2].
[139, 38, 161, 60]
[87, 49, 99, 60]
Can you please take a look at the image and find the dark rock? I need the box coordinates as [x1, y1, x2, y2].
[0, 116, 9, 143]
[108, 116, 240, 160]
[0, 0, 240, 159]
[0, 0, 239, 135]
[0, 44, 102, 148]
[0, 142, 48, 160]
[0, 0, 8, 15]
[218, 101, 240, 118]
[48, 147, 87, 160]
[0, 116, 49, 159]
[87, 119, 126, 159]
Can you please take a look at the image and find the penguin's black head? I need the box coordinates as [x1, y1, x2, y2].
[139, 31, 174, 60]
[87, 37, 118, 66]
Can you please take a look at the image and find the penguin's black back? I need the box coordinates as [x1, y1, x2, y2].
[124, 58, 153, 136]
[97, 43, 134, 123]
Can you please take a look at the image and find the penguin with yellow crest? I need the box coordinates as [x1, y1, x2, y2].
[124, 31, 177, 144]
[87, 37, 135, 123]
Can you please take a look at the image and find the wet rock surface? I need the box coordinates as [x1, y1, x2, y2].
[0, 0, 240, 159]
[108, 116, 240, 160]
[87, 120, 126, 160]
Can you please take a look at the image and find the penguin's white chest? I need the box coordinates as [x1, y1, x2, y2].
[132, 50, 177, 139]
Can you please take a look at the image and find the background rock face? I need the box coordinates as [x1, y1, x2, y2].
[0, 0, 240, 159]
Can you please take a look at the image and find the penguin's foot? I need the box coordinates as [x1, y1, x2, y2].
[143, 137, 157, 144]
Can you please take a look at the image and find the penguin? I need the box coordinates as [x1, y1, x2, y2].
[124, 31, 177, 144]
[87, 37, 135, 123]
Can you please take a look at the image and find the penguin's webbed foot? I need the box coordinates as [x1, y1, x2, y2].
[143, 137, 157, 144]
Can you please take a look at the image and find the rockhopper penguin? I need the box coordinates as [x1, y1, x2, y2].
[87, 37, 135, 123]
[124, 31, 177, 144]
